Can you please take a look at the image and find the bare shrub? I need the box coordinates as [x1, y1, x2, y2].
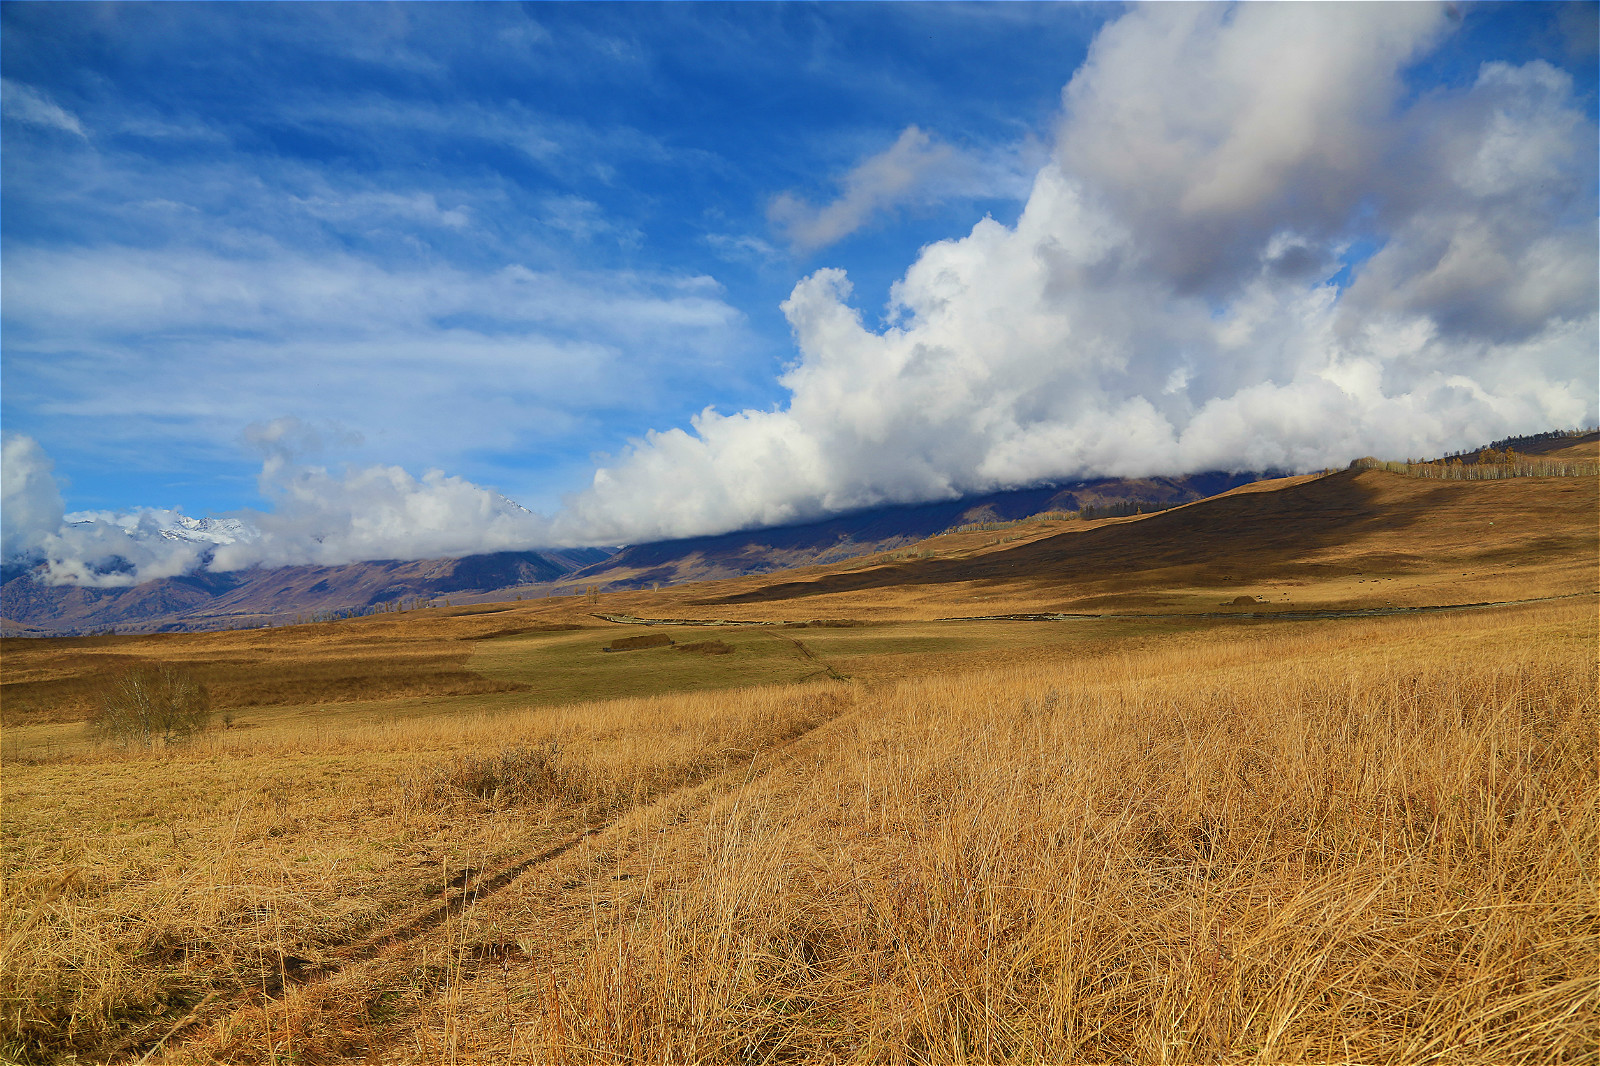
[405, 742, 590, 809]
[87, 666, 213, 747]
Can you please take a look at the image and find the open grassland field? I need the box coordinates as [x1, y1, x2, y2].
[2, 464, 1597, 1063]
[1, 603, 1219, 763]
[1, 599, 1595, 1064]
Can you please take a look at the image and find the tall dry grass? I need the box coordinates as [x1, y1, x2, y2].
[7, 602, 1595, 1064]
[447, 603, 1599, 1064]
[0, 684, 846, 1063]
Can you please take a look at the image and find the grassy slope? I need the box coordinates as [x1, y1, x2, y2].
[685, 467, 1597, 617]
[410, 602, 1597, 1066]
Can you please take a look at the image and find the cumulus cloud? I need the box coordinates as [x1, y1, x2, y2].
[1, 434, 66, 561]
[215, 421, 552, 571]
[555, 3, 1598, 545]
[1056, 3, 1447, 296]
[2, 424, 553, 587]
[3, 435, 214, 585]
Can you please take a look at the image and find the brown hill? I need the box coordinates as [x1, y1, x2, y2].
[565, 470, 1269, 590]
[684, 464, 1597, 618]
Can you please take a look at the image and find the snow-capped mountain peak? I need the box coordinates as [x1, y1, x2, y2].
[158, 515, 258, 545]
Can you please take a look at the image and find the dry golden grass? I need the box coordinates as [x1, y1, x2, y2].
[0, 684, 847, 1062]
[0, 621, 535, 728]
[384, 600, 1593, 1065]
[0, 600, 1576, 1064]
[680, 468, 1597, 620]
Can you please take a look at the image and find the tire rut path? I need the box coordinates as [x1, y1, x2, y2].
[132, 694, 853, 1063]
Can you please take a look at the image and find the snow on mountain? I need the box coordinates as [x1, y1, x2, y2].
[158, 515, 258, 546]
[60, 511, 260, 547]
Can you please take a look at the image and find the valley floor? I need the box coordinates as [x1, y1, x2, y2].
[3, 597, 1596, 1064]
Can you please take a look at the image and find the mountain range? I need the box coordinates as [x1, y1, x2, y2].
[1, 470, 1268, 635]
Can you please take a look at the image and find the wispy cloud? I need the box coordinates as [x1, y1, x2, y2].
[1, 79, 86, 137]
[3, 242, 751, 509]
[769, 126, 1027, 252]
[703, 232, 781, 266]
[770, 127, 956, 251]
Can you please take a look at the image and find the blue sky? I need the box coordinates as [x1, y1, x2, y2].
[3, 2, 1597, 579]
[3, 3, 1096, 511]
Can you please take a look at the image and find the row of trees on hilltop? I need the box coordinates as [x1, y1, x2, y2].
[1352, 426, 1598, 480]
[1350, 454, 1598, 480]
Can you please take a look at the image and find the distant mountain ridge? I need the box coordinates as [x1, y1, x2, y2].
[0, 464, 1299, 630]
[7, 430, 1593, 637]
[152, 515, 256, 546]
[564, 470, 1272, 590]
[2, 469, 1268, 635]
[0, 548, 612, 636]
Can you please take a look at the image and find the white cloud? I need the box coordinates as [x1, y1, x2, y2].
[1055, 2, 1448, 295]
[1, 79, 87, 137]
[3, 436, 212, 586]
[1, 434, 66, 561]
[554, 4, 1597, 545]
[211, 453, 551, 572]
[703, 232, 782, 265]
[770, 125, 1013, 252]
[3, 427, 555, 587]
[295, 190, 472, 230]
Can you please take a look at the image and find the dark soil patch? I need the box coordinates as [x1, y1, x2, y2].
[469, 624, 584, 641]
[675, 640, 732, 654]
[782, 619, 867, 628]
[604, 633, 675, 652]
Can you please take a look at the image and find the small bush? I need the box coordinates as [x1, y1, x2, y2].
[407, 743, 588, 808]
[87, 666, 214, 747]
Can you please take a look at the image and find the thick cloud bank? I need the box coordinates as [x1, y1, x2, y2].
[555, 4, 1597, 544]
[2, 425, 552, 587]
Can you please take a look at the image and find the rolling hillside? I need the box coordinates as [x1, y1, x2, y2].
[689, 464, 1597, 617]
[564, 470, 1270, 590]
[4, 432, 1593, 637]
